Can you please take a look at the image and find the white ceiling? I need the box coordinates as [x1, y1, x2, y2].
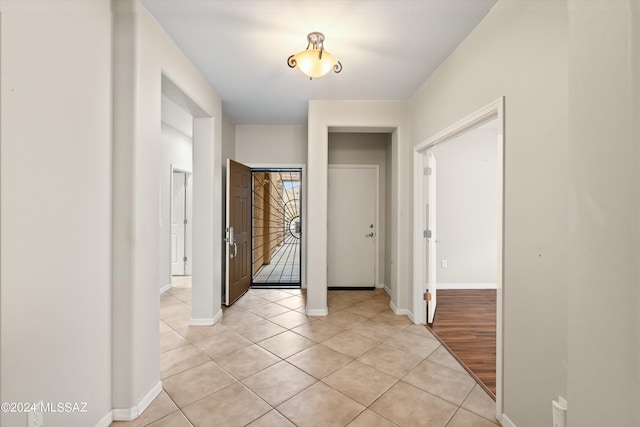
[141, 0, 497, 125]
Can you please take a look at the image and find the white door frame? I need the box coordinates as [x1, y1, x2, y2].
[170, 165, 192, 276]
[243, 163, 306, 288]
[412, 97, 504, 420]
[425, 153, 437, 324]
[328, 164, 380, 288]
[171, 170, 187, 276]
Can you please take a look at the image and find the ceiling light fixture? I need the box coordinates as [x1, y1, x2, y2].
[287, 32, 342, 79]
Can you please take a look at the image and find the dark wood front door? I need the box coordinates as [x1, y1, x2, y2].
[225, 160, 251, 305]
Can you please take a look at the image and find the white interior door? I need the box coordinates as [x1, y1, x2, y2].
[171, 171, 186, 276]
[328, 165, 377, 287]
[426, 153, 437, 323]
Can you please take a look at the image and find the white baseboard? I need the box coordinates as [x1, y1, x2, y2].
[112, 408, 134, 421]
[190, 309, 222, 326]
[136, 379, 163, 416]
[112, 380, 162, 421]
[306, 307, 328, 316]
[376, 282, 385, 289]
[389, 297, 419, 324]
[389, 300, 402, 314]
[438, 282, 497, 290]
[385, 288, 418, 323]
[190, 318, 215, 326]
[384, 286, 391, 296]
[94, 411, 114, 427]
[159, 283, 172, 293]
[389, 300, 412, 319]
[212, 308, 222, 323]
[501, 414, 516, 427]
[389, 300, 398, 313]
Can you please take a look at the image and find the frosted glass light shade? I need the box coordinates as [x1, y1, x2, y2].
[292, 49, 338, 78]
[287, 32, 342, 79]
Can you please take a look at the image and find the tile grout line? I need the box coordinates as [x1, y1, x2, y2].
[152, 284, 497, 427]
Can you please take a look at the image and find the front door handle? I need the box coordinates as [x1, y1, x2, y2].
[228, 226, 237, 259]
[230, 242, 237, 259]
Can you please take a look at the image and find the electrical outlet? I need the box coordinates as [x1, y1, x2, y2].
[27, 401, 43, 427]
[441, 260, 447, 268]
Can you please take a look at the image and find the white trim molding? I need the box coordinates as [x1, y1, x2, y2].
[389, 300, 399, 313]
[412, 96, 505, 421]
[112, 380, 162, 421]
[390, 300, 411, 317]
[244, 162, 307, 289]
[160, 283, 172, 294]
[306, 307, 329, 316]
[94, 411, 114, 427]
[501, 414, 517, 427]
[190, 308, 222, 326]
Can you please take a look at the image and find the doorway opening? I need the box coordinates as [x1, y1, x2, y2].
[160, 85, 195, 298]
[171, 170, 192, 278]
[251, 168, 302, 288]
[413, 97, 504, 419]
[325, 132, 392, 292]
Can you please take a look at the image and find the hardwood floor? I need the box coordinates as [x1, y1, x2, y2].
[428, 289, 496, 397]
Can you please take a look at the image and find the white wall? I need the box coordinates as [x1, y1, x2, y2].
[431, 125, 497, 286]
[566, 1, 640, 425]
[162, 93, 194, 139]
[235, 125, 307, 164]
[408, 1, 568, 425]
[0, 1, 113, 426]
[384, 138, 393, 289]
[328, 132, 391, 288]
[222, 115, 236, 166]
[159, 95, 194, 290]
[112, 0, 223, 419]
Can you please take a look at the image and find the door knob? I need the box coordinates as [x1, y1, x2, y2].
[366, 232, 375, 237]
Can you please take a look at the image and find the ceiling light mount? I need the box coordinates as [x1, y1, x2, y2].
[288, 32, 342, 79]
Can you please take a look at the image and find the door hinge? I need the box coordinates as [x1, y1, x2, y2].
[423, 291, 432, 301]
[424, 229, 432, 238]
[183, 256, 187, 262]
[184, 219, 188, 225]
[424, 167, 432, 176]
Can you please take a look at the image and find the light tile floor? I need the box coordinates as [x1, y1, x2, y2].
[111, 278, 498, 427]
